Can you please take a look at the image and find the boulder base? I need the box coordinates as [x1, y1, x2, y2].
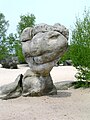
[22, 69, 57, 96]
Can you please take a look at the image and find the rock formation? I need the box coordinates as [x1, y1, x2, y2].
[0, 23, 69, 99]
[1, 57, 18, 69]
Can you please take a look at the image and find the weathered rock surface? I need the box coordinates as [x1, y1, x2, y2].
[0, 74, 23, 100]
[20, 23, 69, 96]
[21, 23, 68, 75]
[22, 69, 57, 96]
[0, 23, 69, 99]
[1, 57, 18, 69]
[54, 81, 74, 90]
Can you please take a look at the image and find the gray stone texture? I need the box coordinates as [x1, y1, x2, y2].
[0, 23, 69, 99]
[22, 69, 57, 96]
[21, 23, 68, 75]
[0, 74, 23, 100]
[21, 23, 69, 96]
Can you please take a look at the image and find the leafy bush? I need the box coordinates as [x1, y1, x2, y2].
[70, 9, 90, 87]
[75, 66, 90, 81]
[72, 81, 90, 89]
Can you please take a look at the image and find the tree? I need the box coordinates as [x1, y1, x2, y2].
[0, 12, 9, 39]
[0, 12, 9, 61]
[0, 13, 36, 64]
[6, 33, 16, 55]
[70, 9, 90, 83]
[17, 13, 36, 36]
[0, 37, 9, 61]
[6, 33, 25, 63]
[0, 33, 17, 61]
[70, 9, 90, 68]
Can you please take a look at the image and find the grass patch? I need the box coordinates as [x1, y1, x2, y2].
[72, 81, 90, 89]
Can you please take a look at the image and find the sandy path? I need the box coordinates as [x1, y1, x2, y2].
[0, 64, 29, 86]
[0, 89, 90, 120]
[0, 65, 90, 120]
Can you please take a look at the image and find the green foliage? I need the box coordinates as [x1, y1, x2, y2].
[15, 41, 25, 63]
[0, 12, 9, 61]
[6, 33, 25, 63]
[0, 37, 9, 61]
[0, 12, 9, 38]
[75, 66, 90, 81]
[0, 13, 36, 64]
[6, 33, 17, 55]
[70, 9, 90, 68]
[59, 46, 71, 64]
[70, 8, 90, 87]
[0, 33, 16, 61]
[17, 13, 36, 36]
[72, 81, 90, 89]
[0, 33, 25, 63]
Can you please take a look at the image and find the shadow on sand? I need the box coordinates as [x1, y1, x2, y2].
[49, 90, 72, 98]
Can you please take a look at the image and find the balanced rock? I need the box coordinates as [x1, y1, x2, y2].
[0, 23, 69, 99]
[21, 23, 69, 96]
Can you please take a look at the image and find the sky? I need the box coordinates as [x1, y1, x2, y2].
[0, 0, 90, 38]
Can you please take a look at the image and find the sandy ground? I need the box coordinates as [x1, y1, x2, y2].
[0, 64, 77, 86]
[0, 65, 90, 120]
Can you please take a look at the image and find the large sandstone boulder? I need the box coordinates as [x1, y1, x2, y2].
[0, 23, 69, 99]
[21, 23, 69, 96]
[21, 24, 68, 75]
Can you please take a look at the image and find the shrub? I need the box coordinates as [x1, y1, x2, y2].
[70, 8, 90, 87]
